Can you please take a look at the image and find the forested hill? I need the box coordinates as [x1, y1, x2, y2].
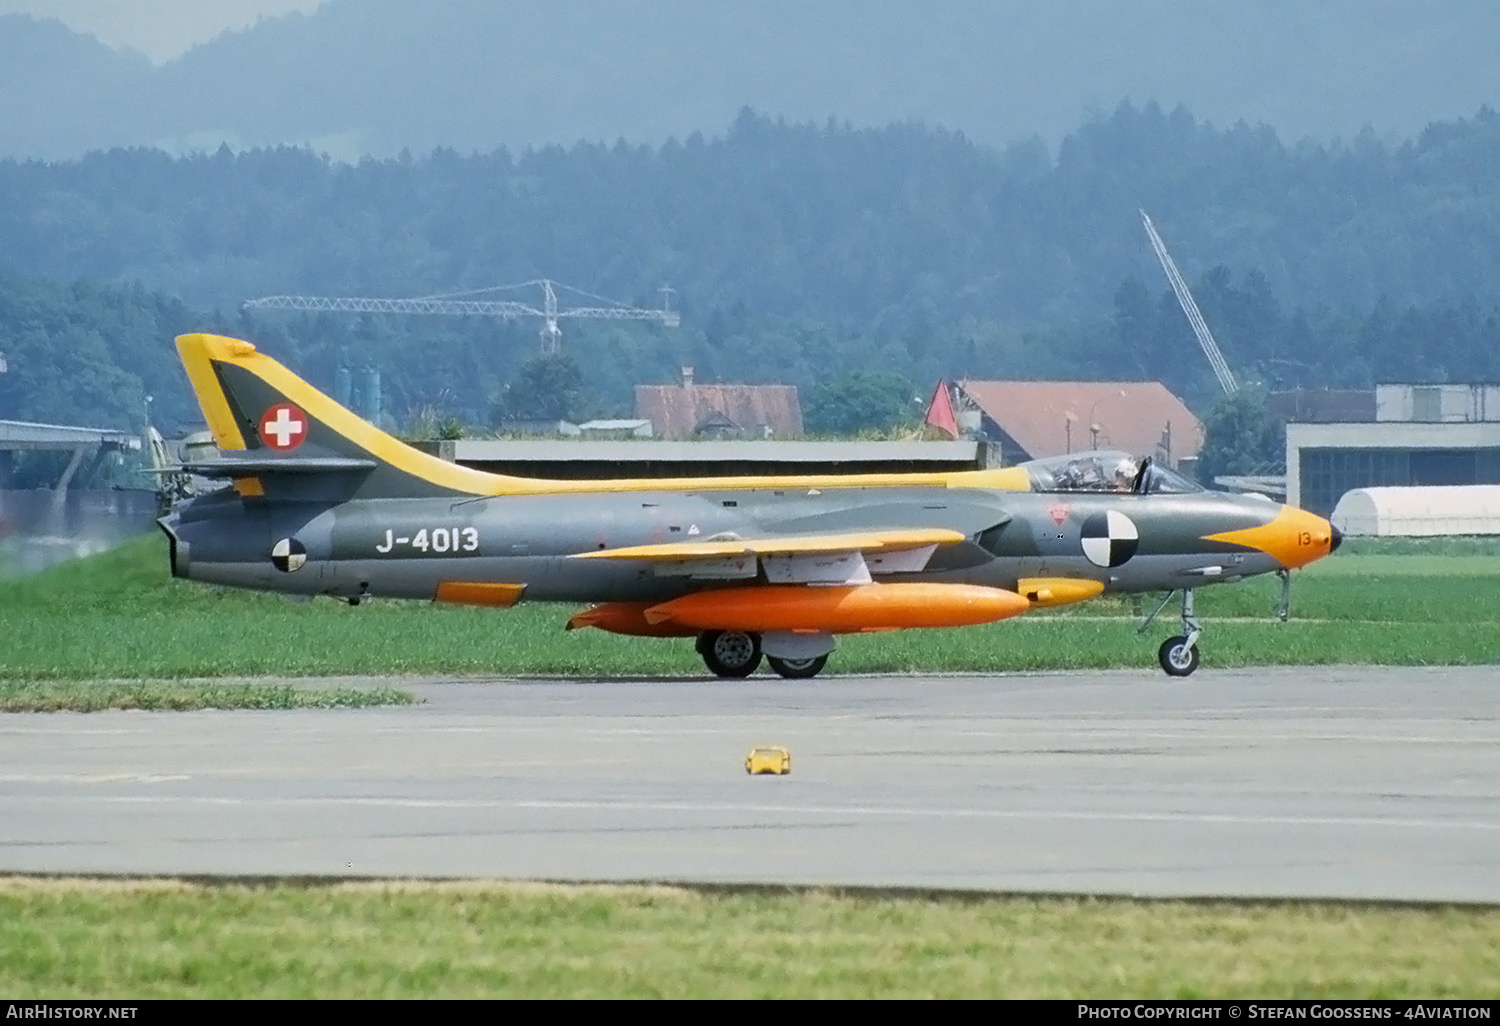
[6, 105, 1500, 437]
[4, 1, 1499, 160]
[4, 104, 1500, 324]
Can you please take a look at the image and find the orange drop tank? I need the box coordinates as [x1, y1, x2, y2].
[641, 582, 1030, 633]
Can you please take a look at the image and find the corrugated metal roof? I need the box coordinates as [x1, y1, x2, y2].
[578, 420, 652, 431]
[958, 380, 1203, 463]
[635, 384, 803, 439]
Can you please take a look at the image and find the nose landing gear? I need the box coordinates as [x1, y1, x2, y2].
[1142, 588, 1203, 676]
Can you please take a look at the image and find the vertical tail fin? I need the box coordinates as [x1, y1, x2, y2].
[175, 333, 506, 499]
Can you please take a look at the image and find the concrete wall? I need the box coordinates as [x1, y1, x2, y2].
[0, 488, 160, 574]
[0, 488, 159, 538]
[1374, 384, 1500, 423]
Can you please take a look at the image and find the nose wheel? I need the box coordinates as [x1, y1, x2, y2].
[1157, 635, 1201, 676]
[1143, 588, 1203, 676]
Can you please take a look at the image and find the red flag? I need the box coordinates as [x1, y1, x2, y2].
[925, 380, 960, 438]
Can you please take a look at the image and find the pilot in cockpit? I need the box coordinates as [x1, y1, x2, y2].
[1027, 451, 1201, 495]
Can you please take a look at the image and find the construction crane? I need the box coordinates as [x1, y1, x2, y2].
[243, 279, 680, 354]
[1140, 210, 1239, 395]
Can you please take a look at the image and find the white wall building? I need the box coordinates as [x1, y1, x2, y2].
[1332, 485, 1500, 536]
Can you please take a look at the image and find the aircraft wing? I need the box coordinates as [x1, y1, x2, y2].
[570, 527, 969, 583]
[573, 527, 965, 559]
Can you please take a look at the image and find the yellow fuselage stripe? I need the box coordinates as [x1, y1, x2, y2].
[177, 333, 1034, 498]
[176, 335, 249, 449]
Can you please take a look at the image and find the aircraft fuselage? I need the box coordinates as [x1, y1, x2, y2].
[159, 333, 1340, 677]
[165, 481, 1308, 603]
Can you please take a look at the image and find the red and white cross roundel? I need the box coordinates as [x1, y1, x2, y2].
[258, 403, 308, 451]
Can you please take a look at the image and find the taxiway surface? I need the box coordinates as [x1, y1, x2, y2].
[2, 667, 1497, 900]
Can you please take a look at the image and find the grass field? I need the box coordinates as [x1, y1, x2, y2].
[0, 680, 413, 712]
[5, 544, 1498, 998]
[3, 535, 1499, 682]
[1, 879, 1495, 999]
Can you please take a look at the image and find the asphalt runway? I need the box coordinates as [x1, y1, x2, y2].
[2, 666, 1497, 901]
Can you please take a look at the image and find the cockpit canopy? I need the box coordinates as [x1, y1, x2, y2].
[1022, 451, 1203, 495]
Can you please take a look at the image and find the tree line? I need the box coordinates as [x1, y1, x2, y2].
[6, 262, 1500, 448]
[4, 103, 1500, 332]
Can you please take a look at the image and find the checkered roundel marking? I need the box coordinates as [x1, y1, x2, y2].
[271, 537, 307, 573]
[1079, 510, 1139, 568]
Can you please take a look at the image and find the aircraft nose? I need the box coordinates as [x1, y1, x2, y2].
[1273, 505, 1338, 569]
[1330, 523, 1344, 554]
[1203, 504, 1337, 570]
[1271, 506, 1338, 569]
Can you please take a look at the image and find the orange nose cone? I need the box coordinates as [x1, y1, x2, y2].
[1204, 505, 1336, 570]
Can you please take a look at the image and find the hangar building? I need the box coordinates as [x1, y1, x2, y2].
[1286, 384, 1500, 516]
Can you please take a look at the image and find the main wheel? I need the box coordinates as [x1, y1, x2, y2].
[766, 654, 828, 679]
[699, 630, 762, 678]
[1157, 635, 1201, 677]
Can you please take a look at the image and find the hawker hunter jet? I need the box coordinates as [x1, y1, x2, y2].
[160, 334, 1340, 678]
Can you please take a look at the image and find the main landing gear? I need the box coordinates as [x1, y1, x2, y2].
[1141, 588, 1203, 677]
[765, 654, 829, 678]
[697, 630, 761, 677]
[696, 631, 831, 679]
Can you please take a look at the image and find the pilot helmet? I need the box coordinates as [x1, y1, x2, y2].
[1113, 457, 1139, 486]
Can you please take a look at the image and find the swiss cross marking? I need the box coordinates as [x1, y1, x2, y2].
[259, 403, 307, 451]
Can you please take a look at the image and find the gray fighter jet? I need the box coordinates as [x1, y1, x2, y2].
[160, 334, 1340, 678]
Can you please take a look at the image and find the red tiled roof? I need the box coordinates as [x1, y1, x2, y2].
[958, 380, 1203, 462]
[635, 384, 804, 439]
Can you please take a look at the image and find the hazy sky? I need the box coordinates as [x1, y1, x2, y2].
[0, 0, 322, 61]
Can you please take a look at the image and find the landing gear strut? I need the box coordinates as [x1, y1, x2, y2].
[697, 630, 762, 678]
[1156, 588, 1202, 677]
